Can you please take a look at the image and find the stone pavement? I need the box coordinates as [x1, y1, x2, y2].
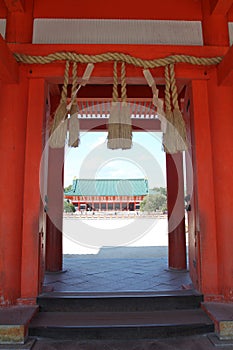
[44, 246, 191, 292]
[31, 334, 233, 350]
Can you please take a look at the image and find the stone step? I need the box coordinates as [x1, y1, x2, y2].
[202, 302, 233, 340]
[37, 290, 203, 312]
[29, 309, 214, 340]
[0, 306, 38, 345]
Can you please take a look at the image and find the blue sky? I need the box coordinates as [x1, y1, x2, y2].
[64, 131, 166, 189]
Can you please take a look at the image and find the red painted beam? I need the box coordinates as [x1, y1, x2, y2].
[20, 64, 212, 84]
[210, 0, 233, 15]
[79, 118, 161, 132]
[33, 0, 202, 20]
[9, 44, 227, 83]
[62, 85, 159, 99]
[0, 35, 18, 82]
[217, 45, 233, 86]
[11, 43, 226, 81]
[10, 43, 227, 59]
[3, 0, 25, 12]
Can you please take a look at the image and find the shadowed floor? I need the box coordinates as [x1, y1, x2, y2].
[44, 246, 191, 292]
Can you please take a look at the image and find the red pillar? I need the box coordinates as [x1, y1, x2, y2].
[20, 78, 47, 303]
[5, 0, 34, 43]
[166, 152, 186, 270]
[45, 147, 64, 272]
[0, 73, 28, 305]
[189, 79, 218, 297]
[201, 0, 229, 46]
[207, 71, 233, 301]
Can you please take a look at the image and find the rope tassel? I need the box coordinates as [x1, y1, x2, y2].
[49, 60, 70, 148]
[107, 102, 121, 149]
[107, 62, 132, 150]
[68, 112, 79, 147]
[49, 119, 68, 149]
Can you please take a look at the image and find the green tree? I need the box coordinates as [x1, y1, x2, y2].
[140, 194, 167, 212]
[152, 187, 167, 196]
[64, 200, 76, 213]
[64, 184, 72, 193]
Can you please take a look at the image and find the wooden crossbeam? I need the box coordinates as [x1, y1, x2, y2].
[8, 43, 227, 83]
[217, 45, 233, 86]
[3, 0, 25, 12]
[78, 118, 161, 132]
[10, 43, 226, 60]
[209, 0, 233, 15]
[0, 35, 18, 83]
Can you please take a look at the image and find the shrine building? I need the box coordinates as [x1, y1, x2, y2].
[64, 178, 149, 211]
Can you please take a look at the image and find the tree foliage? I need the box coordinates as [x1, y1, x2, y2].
[140, 187, 167, 212]
[64, 184, 72, 193]
[64, 200, 76, 213]
[152, 187, 167, 196]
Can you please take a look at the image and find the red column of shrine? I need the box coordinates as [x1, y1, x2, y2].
[0, 0, 36, 305]
[20, 78, 47, 303]
[199, 0, 232, 300]
[5, 0, 34, 44]
[189, 79, 218, 297]
[201, 0, 229, 46]
[45, 147, 64, 272]
[45, 93, 65, 273]
[0, 72, 29, 305]
[207, 71, 233, 301]
[166, 153, 187, 270]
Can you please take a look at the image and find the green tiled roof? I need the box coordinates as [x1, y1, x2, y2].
[65, 178, 149, 197]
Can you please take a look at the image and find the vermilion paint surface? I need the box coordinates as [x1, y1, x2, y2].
[0, 0, 232, 305]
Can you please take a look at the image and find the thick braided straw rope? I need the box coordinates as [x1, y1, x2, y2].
[107, 61, 120, 149]
[163, 65, 176, 154]
[14, 52, 222, 67]
[52, 60, 69, 130]
[169, 64, 188, 152]
[49, 60, 70, 148]
[120, 61, 132, 150]
[107, 61, 132, 150]
[112, 60, 118, 103]
[40, 51, 221, 150]
[162, 64, 188, 153]
[68, 62, 80, 147]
